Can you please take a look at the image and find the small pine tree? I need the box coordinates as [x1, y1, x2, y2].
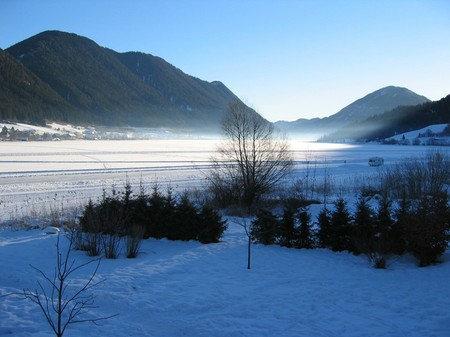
[168, 194, 200, 241]
[278, 208, 297, 248]
[329, 198, 352, 252]
[352, 196, 376, 255]
[251, 209, 279, 245]
[317, 207, 332, 248]
[297, 207, 314, 249]
[376, 195, 403, 255]
[403, 193, 449, 267]
[79, 199, 98, 233]
[146, 185, 169, 238]
[197, 205, 228, 244]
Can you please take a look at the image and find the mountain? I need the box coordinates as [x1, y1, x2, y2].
[276, 86, 430, 137]
[0, 48, 75, 124]
[324, 86, 430, 125]
[3, 30, 240, 131]
[319, 94, 450, 142]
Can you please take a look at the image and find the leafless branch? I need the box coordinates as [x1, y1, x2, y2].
[210, 101, 294, 209]
[23, 233, 117, 337]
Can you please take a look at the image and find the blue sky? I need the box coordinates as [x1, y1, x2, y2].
[1, 0, 449, 122]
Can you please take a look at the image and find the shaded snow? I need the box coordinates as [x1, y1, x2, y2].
[0, 223, 449, 337]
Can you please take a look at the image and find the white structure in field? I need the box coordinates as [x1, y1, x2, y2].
[368, 156, 384, 167]
[43, 226, 60, 235]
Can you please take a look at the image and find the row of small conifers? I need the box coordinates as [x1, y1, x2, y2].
[250, 192, 449, 268]
[71, 184, 227, 259]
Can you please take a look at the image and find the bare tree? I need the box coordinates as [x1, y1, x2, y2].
[23, 234, 117, 337]
[210, 101, 294, 210]
[237, 218, 253, 270]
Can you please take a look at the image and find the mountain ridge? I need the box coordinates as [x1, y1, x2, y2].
[275, 86, 431, 137]
[319, 94, 450, 142]
[325, 86, 430, 124]
[2, 30, 240, 131]
[2, 30, 444, 136]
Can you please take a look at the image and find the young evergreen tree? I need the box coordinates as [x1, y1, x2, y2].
[403, 193, 449, 266]
[317, 207, 332, 248]
[168, 194, 200, 241]
[146, 185, 169, 238]
[251, 209, 279, 245]
[329, 198, 352, 252]
[297, 207, 314, 249]
[376, 195, 403, 255]
[127, 184, 149, 237]
[278, 208, 297, 248]
[197, 205, 228, 244]
[352, 196, 376, 255]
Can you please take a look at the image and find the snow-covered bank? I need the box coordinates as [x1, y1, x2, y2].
[1, 221, 449, 337]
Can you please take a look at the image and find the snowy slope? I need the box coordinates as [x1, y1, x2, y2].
[1, 221, 449, 337]
[388, 124, 448, 142]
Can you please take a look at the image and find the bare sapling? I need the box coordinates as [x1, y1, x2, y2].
[237, 218, 253, 270]
[23, 233, 118, 337]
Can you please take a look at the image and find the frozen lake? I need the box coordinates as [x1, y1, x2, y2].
[0, 139, 444, 222]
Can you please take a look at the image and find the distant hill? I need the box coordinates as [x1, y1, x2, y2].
[2, 30, 240, 131]
[319, 94, 450, 142]
[276, 86, 430, 137]
[324, 86, 430, 125]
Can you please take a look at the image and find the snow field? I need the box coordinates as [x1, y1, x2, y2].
[0, 220, 449, 337]
[0, 139, 449, 336]
[0, 139, 444, 224]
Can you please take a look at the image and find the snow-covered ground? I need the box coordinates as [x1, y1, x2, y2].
[0, 139, 445, 223]
[1, 222, 449, 337]
[0, 139, 449, 336]
[389, 124, 448, 141]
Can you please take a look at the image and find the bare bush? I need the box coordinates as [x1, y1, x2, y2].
[379, 150, 450, 198]
[85, 233, 102, 257]
[23, 234, 117, 337]
[102, 234, 121, 259]
[126, 224, 145, 258]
